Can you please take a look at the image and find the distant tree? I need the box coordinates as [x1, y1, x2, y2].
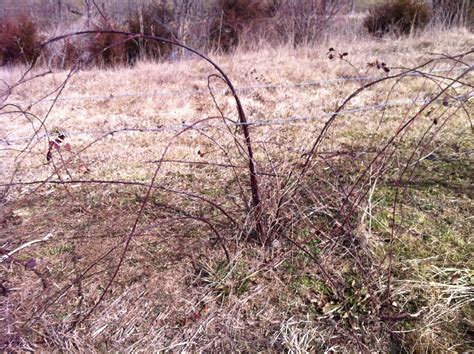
[209, 0, 279, 52]
[432, 0, 473, 27]
[275, 0, 347, 45]
[126, 1, 176, 62]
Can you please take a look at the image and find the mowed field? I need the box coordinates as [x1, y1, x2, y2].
[1, 28, 473, 351]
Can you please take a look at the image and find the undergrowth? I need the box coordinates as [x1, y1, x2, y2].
[0, 30, 473, 352]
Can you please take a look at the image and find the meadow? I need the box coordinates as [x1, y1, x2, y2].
[1, 17, 473, 352]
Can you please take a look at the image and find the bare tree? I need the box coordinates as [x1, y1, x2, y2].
[172, 0, 195, 57]
[85, 0, 92, 28]
[432, 0, 473, 27]
[275, 0, 348, 45]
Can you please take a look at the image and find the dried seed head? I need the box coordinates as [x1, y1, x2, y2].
[442, 96, 449, 107]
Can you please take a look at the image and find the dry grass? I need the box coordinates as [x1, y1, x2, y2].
[1, 27, 473, 351]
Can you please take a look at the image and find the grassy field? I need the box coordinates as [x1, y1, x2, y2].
[1, 28, 473, 351]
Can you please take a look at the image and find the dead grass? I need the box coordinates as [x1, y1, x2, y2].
[1, 27, 473, 351]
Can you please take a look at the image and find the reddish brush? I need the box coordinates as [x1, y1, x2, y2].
[88, 20, 128, 67]
[209, 0, 278, 52]
[0, 13, 41, 65]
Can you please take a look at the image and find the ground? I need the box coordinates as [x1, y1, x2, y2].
[1, 28, 473, 351]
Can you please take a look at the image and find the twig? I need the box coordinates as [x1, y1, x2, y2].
[0, 233, 53, 263]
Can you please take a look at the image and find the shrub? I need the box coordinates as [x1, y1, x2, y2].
[0, 14, 41, 65]
[209, 0, 279, 52]
[88, 19, 128, 67]
[126, 2, 175, 63]
[364, 0, 432, 36]
[62, 39, 81, 67]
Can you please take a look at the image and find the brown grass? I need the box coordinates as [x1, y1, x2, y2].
[1, 27, 473, 351]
